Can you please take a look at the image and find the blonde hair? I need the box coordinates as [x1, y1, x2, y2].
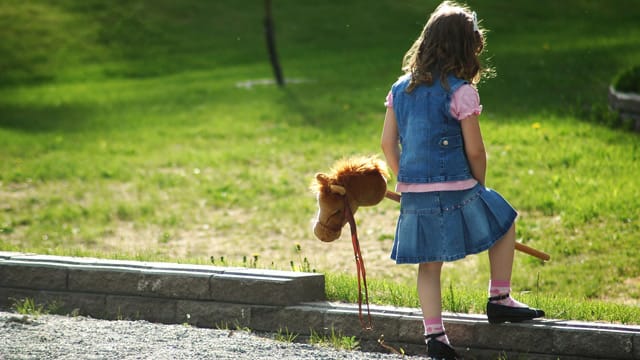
[402, 1, 489, 92]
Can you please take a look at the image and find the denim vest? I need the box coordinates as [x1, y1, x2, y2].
[391, 73, 473, 183]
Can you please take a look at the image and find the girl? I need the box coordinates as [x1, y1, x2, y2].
[380, 2, 544, 359]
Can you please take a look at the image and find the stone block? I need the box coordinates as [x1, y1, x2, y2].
[250, 304, 324, 334]
[53, 291, 107, 317]
[210, 273, 324, 305]
[12, 254, 100, 265]
[396, 315, 424, 344]
[323, 306, 399, 341]
[0, 287, 105, 317]
[68, 267, 143, 295]
[146, 262, 227, 275]
[176, 300, 251, 329]
[474, 322, 554, 354]
[135, 271, 211, 300]
[283, 274, 325, 303]
[0, 287, 37, 309]
[104, 294, 176, 324]
[0, 261, 67, 290]
[209, 273, 286, 305]
[467, 348, 586, 360]
[552, 328, 634, 359]
[210, 270, 325, 305]
[445, 319, 478, 346]
[0, 251, 20, 259]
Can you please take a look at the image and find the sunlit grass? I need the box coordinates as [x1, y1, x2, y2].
[326, 272, 640, 325]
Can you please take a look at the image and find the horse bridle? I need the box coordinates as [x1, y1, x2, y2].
[317, 191, 401, 330]
[342, 196, 374, 330]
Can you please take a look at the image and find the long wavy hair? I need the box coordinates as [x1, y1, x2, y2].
[402, 1, 490, 92]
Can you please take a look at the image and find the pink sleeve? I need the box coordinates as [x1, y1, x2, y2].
[450, 85, 482, 120]
[384, 91, 393, 108]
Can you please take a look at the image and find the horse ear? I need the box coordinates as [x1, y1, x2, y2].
[316, 173, 329, 185]
[330, 184, 346, 195]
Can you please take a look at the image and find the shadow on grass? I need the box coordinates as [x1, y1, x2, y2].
[0, 103, 96, 133]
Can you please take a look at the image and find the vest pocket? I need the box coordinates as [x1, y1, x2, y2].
[439, 135, 470, 178]
[438, 134, 463, 148]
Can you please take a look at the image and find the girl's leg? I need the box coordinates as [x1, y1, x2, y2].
[488, 223, 515, 282]
[488, 223, 528, 307]
[418, 261, 449, 343]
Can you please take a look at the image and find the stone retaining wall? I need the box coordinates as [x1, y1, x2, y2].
[1, 252, 639, 359]
[609, 86, 640, 131]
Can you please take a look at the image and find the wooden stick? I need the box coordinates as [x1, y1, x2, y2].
[514, 242, 550, 261]
[384, 190, 550, 261]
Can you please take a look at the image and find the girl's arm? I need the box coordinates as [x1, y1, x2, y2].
[460, 114, 486, 185]
[381, 108, 400, 176]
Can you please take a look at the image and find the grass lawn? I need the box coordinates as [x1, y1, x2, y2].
[1, 0, 639, 323]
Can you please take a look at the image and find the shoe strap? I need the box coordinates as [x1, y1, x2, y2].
[424, 331, 446, 341]
[488, 293, 510, 302]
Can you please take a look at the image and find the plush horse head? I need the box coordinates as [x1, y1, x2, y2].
[312, 156, 389, 242]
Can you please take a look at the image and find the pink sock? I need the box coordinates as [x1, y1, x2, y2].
[423, 317, 449, 345]
[488, 280, 528, 308]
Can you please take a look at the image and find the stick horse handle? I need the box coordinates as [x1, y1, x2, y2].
[384, 190, 550, 261]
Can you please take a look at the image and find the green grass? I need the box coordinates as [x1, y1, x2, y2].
[326, 273, 640, 325]
[1, 0, 640, 323]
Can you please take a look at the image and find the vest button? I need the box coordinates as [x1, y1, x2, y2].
[442, 140, 449, 146]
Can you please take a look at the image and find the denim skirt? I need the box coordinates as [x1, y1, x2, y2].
[390, 183, 517, 264]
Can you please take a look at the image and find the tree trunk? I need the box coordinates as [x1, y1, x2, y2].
[264, 0, 284, 87]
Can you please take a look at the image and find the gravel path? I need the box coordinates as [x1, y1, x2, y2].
[0, 311, 425, 360]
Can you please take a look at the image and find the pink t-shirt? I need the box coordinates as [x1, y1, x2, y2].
[385, 84, 482, 192]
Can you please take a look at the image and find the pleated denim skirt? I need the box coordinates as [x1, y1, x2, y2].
[390, 183, 517, 264]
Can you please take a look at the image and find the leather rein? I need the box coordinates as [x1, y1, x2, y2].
[342, 196, 374, 330]
[321, 190, 399, 330]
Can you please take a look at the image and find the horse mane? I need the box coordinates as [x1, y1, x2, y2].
[331, 156, 389, 181]
[312, 156, 389, 194]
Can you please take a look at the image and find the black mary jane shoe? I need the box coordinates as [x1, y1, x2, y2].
[425, 332, 459, 360]
[486, 293, 545, 324]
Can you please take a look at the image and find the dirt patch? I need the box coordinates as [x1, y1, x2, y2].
[89, 200, 417, 285]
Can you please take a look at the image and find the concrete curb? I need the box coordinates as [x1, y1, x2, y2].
[1, 252, 638, 359]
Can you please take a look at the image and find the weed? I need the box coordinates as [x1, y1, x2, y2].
[215, 321, 229, 330]
[10, 297, 64, 317]
[290, 243, 315, 273]
[378, 334, 405, 356]
[309, 327, 360, 351]
[216, 320, 251, 333]
[242, 254, 260, 268]
[210, 256, 228, 266]
[234, 321, 252, 333]
[182, 313, 192, 327]
[11, 298, 45, 316]
[274, 327, 299, 343]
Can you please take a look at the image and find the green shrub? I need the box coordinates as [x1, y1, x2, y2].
[613, 65, 640, 93]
